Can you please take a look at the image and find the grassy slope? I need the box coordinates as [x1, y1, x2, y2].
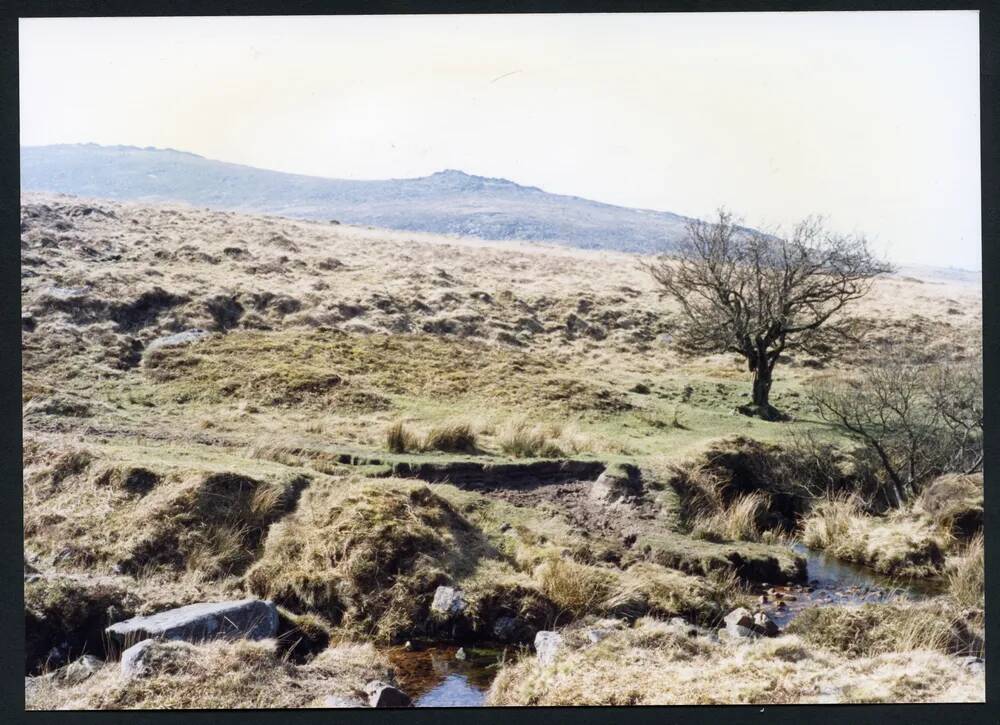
[21, 194, 984, 705]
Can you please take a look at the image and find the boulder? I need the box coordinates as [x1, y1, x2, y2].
[430, 586, 466, 618]
[364, 681, 412, 708]
[120, 638, 157, 678]
[590, 463, 642, 503]
[723, 607, 758, 638]
[59, 654, 103, 684]
[534, 630, 564, 666]
[492, 615, 534, 643]
[145, 329, 209, 353]
[753, 611, 780, 637]
[585, 627, 613, 644]
[106, 599, 279, 648]
[723, 607, 779, 638]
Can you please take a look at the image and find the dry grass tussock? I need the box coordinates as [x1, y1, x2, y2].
[801, 495, 950, 578]
[497, 419, 567, 458]
[26, 638, 391, 710]
[918, 473, 983, 540]
[23, 440, 309, 581]
[244, 479, 506, 642]
[384, 420, 479, 454]
[421, 422, 479, 453]
[689, 492, 774, 543]
[531, 555, 745, 627]
[945, 533, 984, 609]
[493, 418, 619, 458]
[487, 617, 984, 705]
[786, 600, 984, 659]
[385, 420, 419, 453]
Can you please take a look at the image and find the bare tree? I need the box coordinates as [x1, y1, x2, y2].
[646, 210, 891, 419]
[809, 357, 982, 507]
[926, 356, 984, 475]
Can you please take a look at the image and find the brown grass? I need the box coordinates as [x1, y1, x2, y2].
[26, 638, 391, 710]
[497, 419, 565, 458]
[946, 532, 984, 609]
[801, 496, 949, 578]
[385, 421, 418, 453]
[487, 616, 984, 705]
[243, 479, 499, 642]
[786, 601, 983, 658]
[421, 422, 478, 453]
[690, 492, 770, 542]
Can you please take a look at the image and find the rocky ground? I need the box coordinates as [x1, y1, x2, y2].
[22, 193, 984, 707]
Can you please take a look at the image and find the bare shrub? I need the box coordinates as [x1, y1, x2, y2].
[811, 356, 982, 507]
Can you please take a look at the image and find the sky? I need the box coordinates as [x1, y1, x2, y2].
[19, 12, 981, 269]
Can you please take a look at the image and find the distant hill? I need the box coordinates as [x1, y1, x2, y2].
[20, 144, 695, 253]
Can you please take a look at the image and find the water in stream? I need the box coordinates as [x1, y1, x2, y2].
[386, 645, 507, 707]
[758, 544, 939, 627]
[386, 546, 941, 707]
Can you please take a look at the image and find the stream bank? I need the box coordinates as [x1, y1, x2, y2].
[387, 544, 941, 707]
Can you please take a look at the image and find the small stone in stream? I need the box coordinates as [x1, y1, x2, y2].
[534, 631, 564, 665]
[455, 647, 467, 661]
[805, 587, 814, 594]
[774, 592, 784, 600]
[809, 579, 820, 587]
[430, 586, 467, 618]
[753, 612, 779, 637]
[776, 601, 788, 611]
[364, 681, 412, 708]
[786, 595, 797, 601]
[723, 608, 758, 638]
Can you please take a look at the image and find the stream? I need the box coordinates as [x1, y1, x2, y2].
[386, 545, 940, 707]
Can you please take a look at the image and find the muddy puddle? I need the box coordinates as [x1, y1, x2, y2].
[386, 644, 509, 707]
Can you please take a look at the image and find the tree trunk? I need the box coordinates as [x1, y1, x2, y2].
[751, 358, 773, 408]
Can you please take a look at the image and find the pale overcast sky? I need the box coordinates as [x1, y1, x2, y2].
[20, 12, 981, 269]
